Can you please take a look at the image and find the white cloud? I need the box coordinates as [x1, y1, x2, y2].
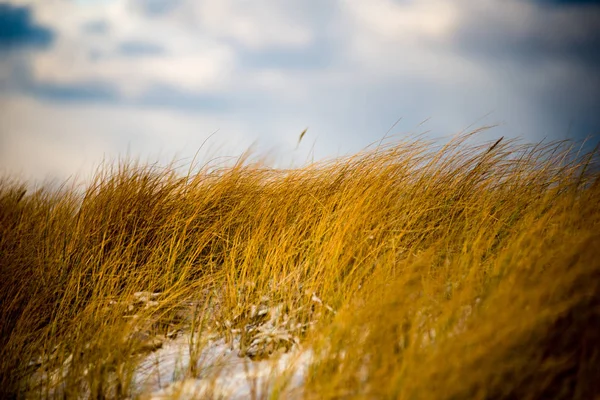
[17, 0, 237, 96]
[335, 0, 487, 87]
[9, 0, 316, 97]
[343, 0, 460, 42]
[31, 43, 236, 96]
[176, 1, 314, 50]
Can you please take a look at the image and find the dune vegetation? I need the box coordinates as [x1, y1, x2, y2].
[1, 130, 599, 399]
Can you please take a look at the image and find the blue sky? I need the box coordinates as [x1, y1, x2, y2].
[1, 0, 599, 184]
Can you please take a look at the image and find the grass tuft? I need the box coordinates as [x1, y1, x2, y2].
[1, 131, 599, 399]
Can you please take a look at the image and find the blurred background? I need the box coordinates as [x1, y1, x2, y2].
[1, 0, 599, 185]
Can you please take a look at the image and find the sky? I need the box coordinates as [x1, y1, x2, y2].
[1, 0, 599, 185]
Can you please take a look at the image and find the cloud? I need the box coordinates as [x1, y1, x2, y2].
[1, 0, 334, 108]
[132, 0, 183, 17]
[0, 4, 54, 50]
[171, 1, 314, 50]
[443, 0, 600, 140]
[117, 40, 165, 56]
[29, 39, 236, 97]
[25, 80, 119, 103]
[131, 85, 231, 111]
[342, 0, 460, 43]
[451, 0, 600, 70]
[535, 0, 600, 6]
[3, 1, 239, 98]
[81, 19, 109, 35]
[239, 43, 335, 71]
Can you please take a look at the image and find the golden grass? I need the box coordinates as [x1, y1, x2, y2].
[1, 130, 599, 399]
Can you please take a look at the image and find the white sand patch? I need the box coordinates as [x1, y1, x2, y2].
[134, 334, 312, 399]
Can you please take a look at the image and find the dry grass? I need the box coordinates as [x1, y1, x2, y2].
[1, 130, 599, 399]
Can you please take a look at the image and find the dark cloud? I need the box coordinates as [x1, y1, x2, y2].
[118, 40, 165, 57]
[446, 1, 600, 142]
[0, 4, 54, 50]
[450, 5, 600, 70]
[26, 81, 119, 103]
[535, 0, 600, 6]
